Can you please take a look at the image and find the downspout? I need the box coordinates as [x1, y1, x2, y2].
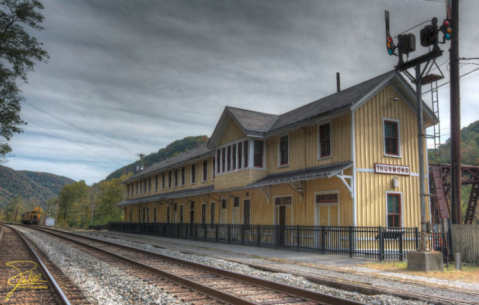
[351, 111, 357, 227]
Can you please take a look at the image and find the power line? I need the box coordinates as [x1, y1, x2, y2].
[28, 120, 124, 166]
[422, 67, 479, 94]
[24, 101, 137, 155]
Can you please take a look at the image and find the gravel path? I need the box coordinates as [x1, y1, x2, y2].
[17, 227, 189, 305]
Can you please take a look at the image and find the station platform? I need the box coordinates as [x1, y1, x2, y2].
[91, 231, 372, 267]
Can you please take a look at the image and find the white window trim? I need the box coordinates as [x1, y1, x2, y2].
[318, 121, 333, 160]
[215, 137, 265, 176]
[202, 160, 208, 182]
[191, 163, 196, 185]
[180, 167, 186, 186]
[272, 195, 293, 226]
[278, 134, 290, 167]
[383, 118, 402, 158]
[314, 190, 340, 226]
[385, 191, 404, 227]
[161, 173, 165, 190]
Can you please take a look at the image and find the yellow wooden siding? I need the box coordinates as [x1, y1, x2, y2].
[266, 114, 351, 174]
[214, 168, 268, 190]
[219, 119, 246, 146]
[355, 86, 423, 172]
[356, 172, 429, 227]
[354, 85, 430, 227]
[125, 156, 215, 200]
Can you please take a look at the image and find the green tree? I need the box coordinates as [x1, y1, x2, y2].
[3, 195, 24, 221]
[96, 178, 124, 224]
[0, 0, 49, 162]
[58, 180, 89, 227]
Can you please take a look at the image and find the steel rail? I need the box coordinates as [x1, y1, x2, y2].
[4, 225, 71, 305]
[34, 226, 365, 305]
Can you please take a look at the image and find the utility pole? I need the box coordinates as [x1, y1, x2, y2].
[449, 0, 462, 224]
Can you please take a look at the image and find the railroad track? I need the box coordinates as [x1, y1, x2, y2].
[0, 225, 90, 305]
[28, 226, 365, 305]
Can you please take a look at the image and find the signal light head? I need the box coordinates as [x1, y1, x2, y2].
[444, 20, 450, 26]
[447, 28, 452, 34]
[445, 33, 451, 40]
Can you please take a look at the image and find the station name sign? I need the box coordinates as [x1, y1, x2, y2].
[374, 163, 410, 176]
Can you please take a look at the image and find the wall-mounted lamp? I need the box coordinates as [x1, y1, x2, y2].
[392, 176, 399, 188]
[390, 96, 399, 102]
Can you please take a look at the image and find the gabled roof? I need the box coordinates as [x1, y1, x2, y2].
[125, 145, 214, 183]
[208, 70, 437, 150]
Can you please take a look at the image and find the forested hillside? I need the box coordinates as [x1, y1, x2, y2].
[0, 166, 75, 206]
[105, 135, 209, 180]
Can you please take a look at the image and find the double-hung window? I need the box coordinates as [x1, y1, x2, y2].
[162, 173, 165, 189]
[217, 150, 221, 174]
[222, 147, 226, 172]
[227, 146, 231, 171]
[181, 167, 185, 186]
[232, 144, 237, 170]
[319, 123, 331, 158]
[279, 135, 289, 166]
[155, 175, 158, 191]
[212, 158, 216, 179]
[387, 193, 401, 227]
[174, 169, 178, 187]
[238, 142, 243, 169]
[254, 140, 264, 168]
[168, 171, 172, 188]
[244, 141, 249, 167]
[191, 164, 196, 184]
[203, 160, 208, 181]
[384, 120, 400, 156]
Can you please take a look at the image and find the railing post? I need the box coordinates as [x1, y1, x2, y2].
[379, 226, 384, 261]
[415, 227, 419, 250]
[215, 224, 219, 242]
[399, 232, 403, 261]
[321, 226, 325, 254]
[349, 226, 353, 258]
[257, 225, 261, 247]
[242, 225, 245, 245]
[227, 224, 231, 244]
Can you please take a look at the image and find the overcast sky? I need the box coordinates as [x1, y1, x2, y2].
[5, 0, 479, 185]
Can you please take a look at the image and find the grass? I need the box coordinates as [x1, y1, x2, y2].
[359, 261, 479, 284]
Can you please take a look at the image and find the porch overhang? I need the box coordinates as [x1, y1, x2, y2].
[246, 161, 353, 188]
[114, 185, 215, 207]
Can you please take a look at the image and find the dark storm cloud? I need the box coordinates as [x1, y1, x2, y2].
[7, 0, 479, 184]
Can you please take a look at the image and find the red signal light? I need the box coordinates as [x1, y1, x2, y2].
[444, 20, 450, 26]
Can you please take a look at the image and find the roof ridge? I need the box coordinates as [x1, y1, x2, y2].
[226, 106, 278, 117]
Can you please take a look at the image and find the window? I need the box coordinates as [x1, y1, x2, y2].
[217, 150, 221, 174]
[238, 142, 243, 169]
[148, 177, 151, 192]
[174, 169, 178, 187]
[129, 209, 132, 223]
[316, 193, 339, 203]
[244, 141, 249, 168]
[127, 184, 130, 197]
[319, 123, 331, 158]
[155, 175, 158, 191]
[138, 208, 141, 223]
[232, 144, 237, 170]
[181, 167, 185, 186]
[190, 201, 195, 224]
[222, 147, 226, 172]
[222, 199, 227, 209]
[140, 180, 142, 194]
[162, 173, 165, 189]
[144, 179, 147, 193]
[167, 206, 170, 223]
[279, 135, 289, 165]
[154, 207, 157, 223]
[210, 202, 215, 228]
[275, 196, 292, 205]
[227, 146, 231, 171]
[202, 204, 207, 225]
[168, 171, 172, 188]
[191, 164, 196, 184]
[143, 208, 146, 223]
[384, 120, 399, 156]
[213, 158, 216, 179]
[254, 140, 264, 168]
[244, 199, 251, 225]
[234, 197, 240, 207]
[136, 181, 138, 195]
[387, 193, 401, 227]
[203, 160, 208, 181]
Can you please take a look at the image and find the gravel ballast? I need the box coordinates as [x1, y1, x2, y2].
[17, 227, 188, 305]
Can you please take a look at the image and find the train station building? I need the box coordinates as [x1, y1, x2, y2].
[114, 70, 437, 233]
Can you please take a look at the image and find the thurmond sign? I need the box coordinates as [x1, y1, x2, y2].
[374, 163, 410, 176]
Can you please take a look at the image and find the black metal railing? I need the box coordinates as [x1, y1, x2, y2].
[108, 222, 426, 261]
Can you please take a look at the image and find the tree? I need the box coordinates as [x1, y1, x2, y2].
[0, 0, 49, 162]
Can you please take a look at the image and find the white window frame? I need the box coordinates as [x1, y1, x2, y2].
[314, 190, 340, 226]
[202, 159, 208, 182]
[253, 139, 266, 169]
[215, 137, 261, 176]
[383, 118, 402, 158]
[318, 121, 333, 160]
[385, 191, 404, 227]
[191, 163, 196, 185]
[278, 134, 290, 167]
